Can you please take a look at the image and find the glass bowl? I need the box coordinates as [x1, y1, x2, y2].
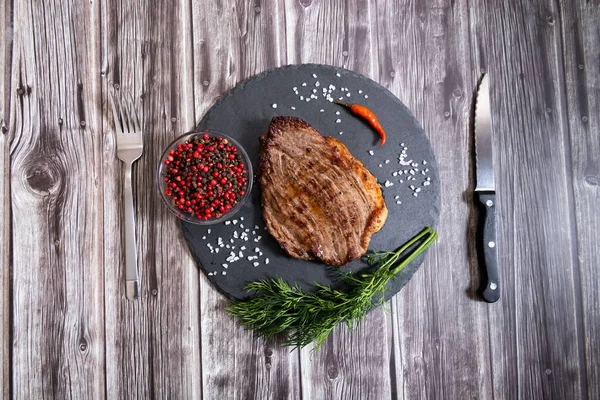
[156, 130, 253, 225]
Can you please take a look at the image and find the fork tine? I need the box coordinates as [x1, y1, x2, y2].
[126, 91, 142, 133]
[121, 91, 136, 134]
[115, 91, 131, 133]
[109, 91, 123, 134]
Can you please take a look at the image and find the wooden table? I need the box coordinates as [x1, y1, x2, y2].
[1, 0, 598, 398]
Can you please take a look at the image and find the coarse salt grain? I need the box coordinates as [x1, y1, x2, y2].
[426, 177, 431, 181]
[293, 87, 297, 91]
[225, 221, 230, 225]
[413, 193, 418, 197]
[385, 160, 390, 164]
[393, 172, 398, 177]
[336, 73, 341, 77]
[336, 119, 341, 123]
[312, 73, 317, 78]
[396, 200, 402, 204]
[207, 229, 211, 234]
[265, 258, 270, 264]
[315, 81, 320, 87]
[384, 180, 394, 187]
[336, 111, 340, 115]
[215, 248, 219, 253]
[358, 90, 363, 94]
[302, 82, 307, 86]
[232, 219, 238, 225]
[255, 247, 260, 252]
[423, 181, 431, 186]
[379, 164, 383, 167]
[253, 262, 260, 267]
[222, 263, 228, 268]
[222, 271, 227, 275]
[364, 95, 369, 99]
[202, 236, 206, 240]
[415, 188, 421, 193]
[369, 150, 374, 155]
[272, 103, 277, 109]
[423, 160, 427, 164]
[300, 96, 304, 100]
[320, 109, 324, 112]
[291, 106, 296, 110]
[339, 132, 343, 135]
[346, 93, 351, 97]
[238, 251, 243, 258]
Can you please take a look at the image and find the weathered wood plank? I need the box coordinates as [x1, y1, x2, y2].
[469, 1, 585, 398]
[191, 1, 300, 399]
[8, 0, 105, 398]
[559, 0, 600, 398]
[373, 1, 493, 398]
[1, 0, 13, 397]
[283, 1, 394, 399]
[101, 0, 201, 398]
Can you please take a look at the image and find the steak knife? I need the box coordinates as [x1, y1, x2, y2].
[475, 75, 499, 303]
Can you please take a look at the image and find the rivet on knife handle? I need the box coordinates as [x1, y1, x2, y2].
[478, 192, 499, 303]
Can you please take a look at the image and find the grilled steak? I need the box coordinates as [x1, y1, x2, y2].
[258, 116, 388, 266]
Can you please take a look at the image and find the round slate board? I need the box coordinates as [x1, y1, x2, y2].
[181, 64, 440, 301]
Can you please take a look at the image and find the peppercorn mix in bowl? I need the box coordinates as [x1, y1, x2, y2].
[157, 130, 253, 225]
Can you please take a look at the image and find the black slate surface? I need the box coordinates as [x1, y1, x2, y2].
[181, 64, 440, 301]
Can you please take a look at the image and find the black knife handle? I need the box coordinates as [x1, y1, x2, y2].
[477, 191, 499, 303]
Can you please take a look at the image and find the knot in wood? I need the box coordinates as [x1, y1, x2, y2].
[24, 158, 62, 194]
[299, 0, 312, 7]
[326, 363, 338, 379]
[584, 175, 599, 186]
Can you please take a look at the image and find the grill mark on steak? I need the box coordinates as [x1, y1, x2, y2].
[259, 116, 388, 266]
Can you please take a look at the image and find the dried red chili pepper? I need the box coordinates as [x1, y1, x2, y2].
[334, 100, 387, 146]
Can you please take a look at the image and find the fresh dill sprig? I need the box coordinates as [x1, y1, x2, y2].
[226, 227, 438, 353]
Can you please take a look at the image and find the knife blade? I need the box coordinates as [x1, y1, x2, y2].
[474, 75, 499, 303]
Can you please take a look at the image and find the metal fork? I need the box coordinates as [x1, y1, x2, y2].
[110, 90, 143, 300]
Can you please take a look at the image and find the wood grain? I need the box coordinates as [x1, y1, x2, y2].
[191, 1, 300, 399]
[2, 0, 599, 398]
[559, 0, 600, 397]
[283, 1, 395, 399]
[8, 0, 105, 398]
[470, 1, 586, 398]
[1, 0, 13, 397]
[100, 0, 201, 398]
[374, 1, 494, 398]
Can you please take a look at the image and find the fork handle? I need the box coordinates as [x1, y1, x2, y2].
[123, 164, 140, 300]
